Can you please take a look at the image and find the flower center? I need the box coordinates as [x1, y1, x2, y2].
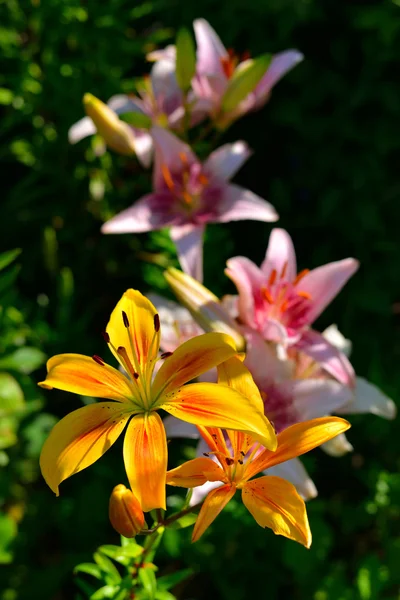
[161, 153, 209, 213]
[220, 48, 251, 79]
[260, 387, 298, 433]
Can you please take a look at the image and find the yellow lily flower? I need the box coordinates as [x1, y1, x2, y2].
[39, 290, 276, 512]
[167, 357, 351, 545]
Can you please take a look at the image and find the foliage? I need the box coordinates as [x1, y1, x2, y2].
[1, 0, 399, 598]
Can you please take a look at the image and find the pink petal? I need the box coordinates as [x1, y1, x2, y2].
[337, 377, 397, 420]
[225, 257, 264, 328]
[68, 116, 96, 144]
[146, 44, 176, 63]
[297, 258, 359, 324]
[150, 59, 181, 106]
[292, 378, 353, 420]
[261, 228, 297, 282]
[193, 18, 227, 78]
[148, 293, 203, 352]
[255, 50, 304, 100]
[132, 129, 153, 168]
[151, 127, 197, 189]
[266, 458, 317, 501]
[296, 329, 355, 387]
[107, 94, 147, 115]
[101, 193, 182, 234]
[243, 328, 290, 386]
[213, 184, 278, 223]
[204, 141, 252, 181]
[170, 224, 204, 282]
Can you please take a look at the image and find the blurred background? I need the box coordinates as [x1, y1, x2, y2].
[1, 0, 400, 598]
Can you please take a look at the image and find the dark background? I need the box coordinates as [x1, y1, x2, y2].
[1, 0, 399, 598]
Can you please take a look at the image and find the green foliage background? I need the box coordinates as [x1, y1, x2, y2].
[1, 0, 399, 598]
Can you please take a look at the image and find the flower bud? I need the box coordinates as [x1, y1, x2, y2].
[164, 267, 246, 351]
[83, 94, 136, 156]
[220, 54, 271, 114]
[175, 27, 196, 92]
[109, 484, 145, 538]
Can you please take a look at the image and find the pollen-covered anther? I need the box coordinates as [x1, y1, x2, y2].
[102, 330, 110, 343]
[293, 268, 310, 285]
[154, 313, 160, 333]
[296, 290, 312, 300]
[161, 164, 175, 191]
[160, 351, 173, 359]
[268, 268, 277, 286]
[117, 346, 136, 377]
[92, 355, 105, 365]
[261, 287, 274, 304]
[198, 173, 209, 186]
[122, 310, 130, 328]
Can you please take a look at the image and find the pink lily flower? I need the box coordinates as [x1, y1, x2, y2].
[225, 228, 359, 386]
[192, 18, 303, 125]
[101, 127, 278, 281]
[68, 58, 208, 167]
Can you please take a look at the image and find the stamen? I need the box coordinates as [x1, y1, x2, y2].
[182, 190, 193, 205]
[179, 151, 188, 165]
[280, 299, 289, 313]
[261, 287, 274, 304]
[293, 269, 310, 285]
[198, 173, 209, 186]
[225, 457, 234, 466]
[280, 261, 288, 280]
[102, 331, 110, 343]
[154, 313, 160, 332]
[268, 269, 277, 286]
[92, 355, 105, 365]
[117, 346, 137, 378]
[160, 351, 173, 359]
[296, 290, 312, 300]
[122, 311, 130, 328]
[134, 372, 139, 380]
[161, 164, 175, 192]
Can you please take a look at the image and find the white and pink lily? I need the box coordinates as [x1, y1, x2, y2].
[226, 228, 359, 386]
[101, 127, 278, 281]
[192, 18, 303, 126]
[68, 57, 207, 167]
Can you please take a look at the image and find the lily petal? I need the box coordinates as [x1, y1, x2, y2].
[322, 324, 352, 357]
[39, 354, 135, 403]
[261, 228, 297, 282]
[170, 224, 204, 282]
[267, 458, 317, 500]
[296, 329, 355, 387]
[123, 412, 167, 512]
[68, 116, 96, 144]
[160, 382, 276, 448]
[192, 484, 236, 542]
[40, 403, 130, 495]
[225, 257, 265, 328]
[167, 457, 226, 488]
[214, 184, 278, 224]
[337, 376, 397, 420]
[101, 192, 181, 234]
[204, 141, 251, 181]
[297, 258, 359, 324]
[147, 293, 203, 352]
[245, 416, 351, 480]
[190, 480, 223, 506]
[292, 378, 353, 419]
[152, 127, 197, 189]
[152, 332, 236, 397]
[242, 476, 311, 547]
[321, 433, 354, 457]
[193, 18, 227, 78]
[106, 289, 160, 375]
[255, 50, 304, 100]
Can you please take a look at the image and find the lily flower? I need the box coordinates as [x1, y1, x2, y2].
[102, 127, 278, 281]
[167, 357, 350, 544]
[68, 57, 208, 167]
[192, 18, 303, 127]
[226, 228, 359, 385]
[39, 289, 276, 512]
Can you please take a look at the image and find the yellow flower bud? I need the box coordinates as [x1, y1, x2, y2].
[109, 484, 145, 538]
[83, 94, 136, 156]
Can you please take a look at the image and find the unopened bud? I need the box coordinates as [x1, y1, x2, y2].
[109, 484, 145, 538]
[175, 27, 196, 92]
[164, 267, 246, 351]
[221, 54, 271, 114]
[83, 93, 136, 156]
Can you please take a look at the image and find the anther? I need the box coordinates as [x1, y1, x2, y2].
[296, 291, 312, 300]
[280, 261, 288, 280]
[225, 457, 234, 466]
[293, 269, 310, 285]
[203, 452, 210, 457]
[122, 311, 130, 328]
[262, 288, 274, 304]
[161, 164, 175, 191]
[102, 331, 110, 343]
[92, 355, 105, 365]
[268, 269, 277, 286]
[179, 151, 188, 165]
[154, 314, 160, 332]
[133, 372, 139, 380]
[160, 351, 173, 359]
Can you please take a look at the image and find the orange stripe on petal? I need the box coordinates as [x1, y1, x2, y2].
[123, 412, 167, 512]
[40, 403, 130, 495]
[39, 354, 135, 403]
[242, 476, 311, 547]
[167, 457, 226, 488]
[152, 332, 237, 398]
[192, 484, 236, 542]
[161, 382, 275, 448]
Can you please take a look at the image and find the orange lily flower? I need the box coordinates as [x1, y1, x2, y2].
[39, 290, 276, 512]
[167, 357, 351, 545]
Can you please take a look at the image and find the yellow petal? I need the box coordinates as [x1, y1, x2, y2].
[38, 354, 135, 403]
[123, 412, 167, 512]
[242, 476, 311, 547]
[192, 484, 236, 542]
[83, 93, 136, 156]
[106, 289, 160, 377]
[161, 382, 276, 448]
[217, 356, 276, 452]
[244, 416, 351, 481]
[109, 484, 145, 538]
[40, 403, 130, 495]
[167, 457, 226, 488]
[152, 332, 237, 398]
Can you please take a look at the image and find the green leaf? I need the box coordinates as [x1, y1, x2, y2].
[0, 513, 17, 564]
[0, 248, 21, 271]
[169, 513, 197, 530]
[94, 552, 121, 584]
[99, 543, 143, 566]
[155, 592, 176, 600]
[138, 568, 157, 600]
[0, 347, 46, 374]
[74, 563, 104, 580]
[157, 568, 193, 591]
[221, 54, 271, 113]
[90, 585, 119, 599]
[175, 28, 196, 92]
[119, 112, 152, 129]
[0, 373, 24, 413]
